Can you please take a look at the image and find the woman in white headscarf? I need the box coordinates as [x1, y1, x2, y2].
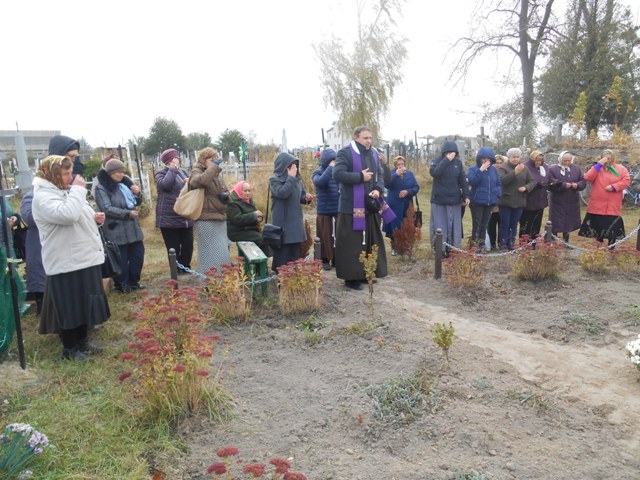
[547, 151, 586, 242]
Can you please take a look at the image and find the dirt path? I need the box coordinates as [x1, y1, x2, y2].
[385, 286, 640, 427]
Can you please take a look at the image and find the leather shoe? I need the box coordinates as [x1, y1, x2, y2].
[79, 338, 103, 354]
[61, 347, 91, 361]
[344, 280, 363, 290]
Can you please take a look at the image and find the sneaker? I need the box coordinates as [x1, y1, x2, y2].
[128, 284, 146, 290]
[344, 280, 363, 290]
[322, 262, 332, 271]
[391, 249, 397, 256]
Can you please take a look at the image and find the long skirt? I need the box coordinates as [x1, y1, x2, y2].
[334, 213, 387, 281]
[315, 214, 336, 263]
[196, 220, 231, 275]
[39, 265, 110, 335]
[272, 243, 302, 273]
[578, 214, 625, 245]
[430, 203, 463, 248]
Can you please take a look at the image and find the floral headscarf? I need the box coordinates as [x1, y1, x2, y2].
[36, 155, 71, 189]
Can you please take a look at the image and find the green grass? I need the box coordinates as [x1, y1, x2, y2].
[0, 214, 211, 479]
[563, 312, 604, 335]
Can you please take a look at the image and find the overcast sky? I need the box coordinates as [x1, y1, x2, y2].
[3, 0, 635, 150]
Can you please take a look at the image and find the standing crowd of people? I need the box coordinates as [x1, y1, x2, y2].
[3, 128, 638, 360]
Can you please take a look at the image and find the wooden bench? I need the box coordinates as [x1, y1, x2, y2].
[236, 241, 269, 297]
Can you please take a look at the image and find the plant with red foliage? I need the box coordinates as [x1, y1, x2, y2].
[204, 259, 252, 323]
[277, 259, 323, 314]
[392, 203, 421, 259]
[444, 249, 485, 288]
[512, 238, 561, 281]
[206, 447, 307, 479]
[118, 281, 229, 421]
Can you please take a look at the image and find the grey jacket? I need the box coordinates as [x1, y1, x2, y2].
[268, 152, 309, 245]
[94, 169, 144, 246]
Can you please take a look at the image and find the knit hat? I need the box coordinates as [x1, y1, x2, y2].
[442, 140, 458, 155]
[475, 146, 496, 163]
[160, 148, 180, 165]
[105, 158, 125, 175]
[506, 147, 522, 158]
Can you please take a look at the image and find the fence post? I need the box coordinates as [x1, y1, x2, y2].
[434, 228, 443, 280]
[544, 221, 553, 243]
[168, 248, 178, 288]
[314, 237, 321, 261]
[637, 218, 640, 252]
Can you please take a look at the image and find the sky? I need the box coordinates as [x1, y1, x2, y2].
[3, 0, 635, 150]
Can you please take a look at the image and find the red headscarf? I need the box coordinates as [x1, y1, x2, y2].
[233, 181, 250, 204]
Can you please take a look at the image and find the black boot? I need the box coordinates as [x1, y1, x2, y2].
[62, 347, 91, 361]
[79, 337, 103, 354]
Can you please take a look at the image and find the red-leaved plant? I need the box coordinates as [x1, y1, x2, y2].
[204, 260, 252, 323]
[207, 446, 308, 479]
[277, 259, 323, 315]
[118, 281, 229, 421]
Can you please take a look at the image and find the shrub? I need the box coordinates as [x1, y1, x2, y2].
[511, 240, 560, 281]
[278, 259, 323, 315]
[204, 261, 252, 323]
[612, 247, 640, 273]
[392, 204, 421, 259]
[444, 250, 485, 288]
[433, 322, 455, 368]
[579, 248, 611, 274]
[119, 282, 229, 422]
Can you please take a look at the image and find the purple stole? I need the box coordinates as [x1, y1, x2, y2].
[350, 141, 396, 232]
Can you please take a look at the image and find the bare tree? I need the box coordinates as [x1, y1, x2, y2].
[314, 0, 407, 142]
[449, 0, 558, 124]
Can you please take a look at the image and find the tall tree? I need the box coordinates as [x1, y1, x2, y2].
[450, 0, 558, 124]
[142, 117, 185, 156]
[314, 0, 407, 142]
[215, 129, 246, 162]
[537, 0, 640, 133]
[185, 132, 213, 151]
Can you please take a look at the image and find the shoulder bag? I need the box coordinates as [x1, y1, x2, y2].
[173, 182, 205, 221]
[262, 184, 284, 249]
[413, 195, 423, 228]
[99, 227, 122, 279]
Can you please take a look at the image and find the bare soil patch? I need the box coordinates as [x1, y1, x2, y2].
[178, 248, 640, 479]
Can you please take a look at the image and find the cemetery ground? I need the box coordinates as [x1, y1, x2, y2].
[2, 192, 640, 479]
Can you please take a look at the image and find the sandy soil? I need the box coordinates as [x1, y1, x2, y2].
[178, 247, 640, 480]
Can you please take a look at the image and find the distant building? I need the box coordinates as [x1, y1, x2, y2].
[325, 121, 350, 151]
[0, 130, 60, 161]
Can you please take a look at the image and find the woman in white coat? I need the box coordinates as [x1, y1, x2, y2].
[32, 155, 110, 361]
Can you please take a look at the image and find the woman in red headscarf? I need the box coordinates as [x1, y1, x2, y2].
[226, 180, 271, 257]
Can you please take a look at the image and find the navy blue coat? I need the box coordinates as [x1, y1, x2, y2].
[155, 167, 193, 229]
[467, 161, 502, 206]
[312, 158, 339, 216]
[20, 192, 45, 293]
[430, 155, 469, 205]
[383, 170, 420, 235]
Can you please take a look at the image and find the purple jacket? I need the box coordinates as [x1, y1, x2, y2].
[524, 158, 550, 211]
[155, 167, 193, 229]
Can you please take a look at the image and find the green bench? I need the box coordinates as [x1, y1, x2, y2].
[236, 241, 269, 297]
